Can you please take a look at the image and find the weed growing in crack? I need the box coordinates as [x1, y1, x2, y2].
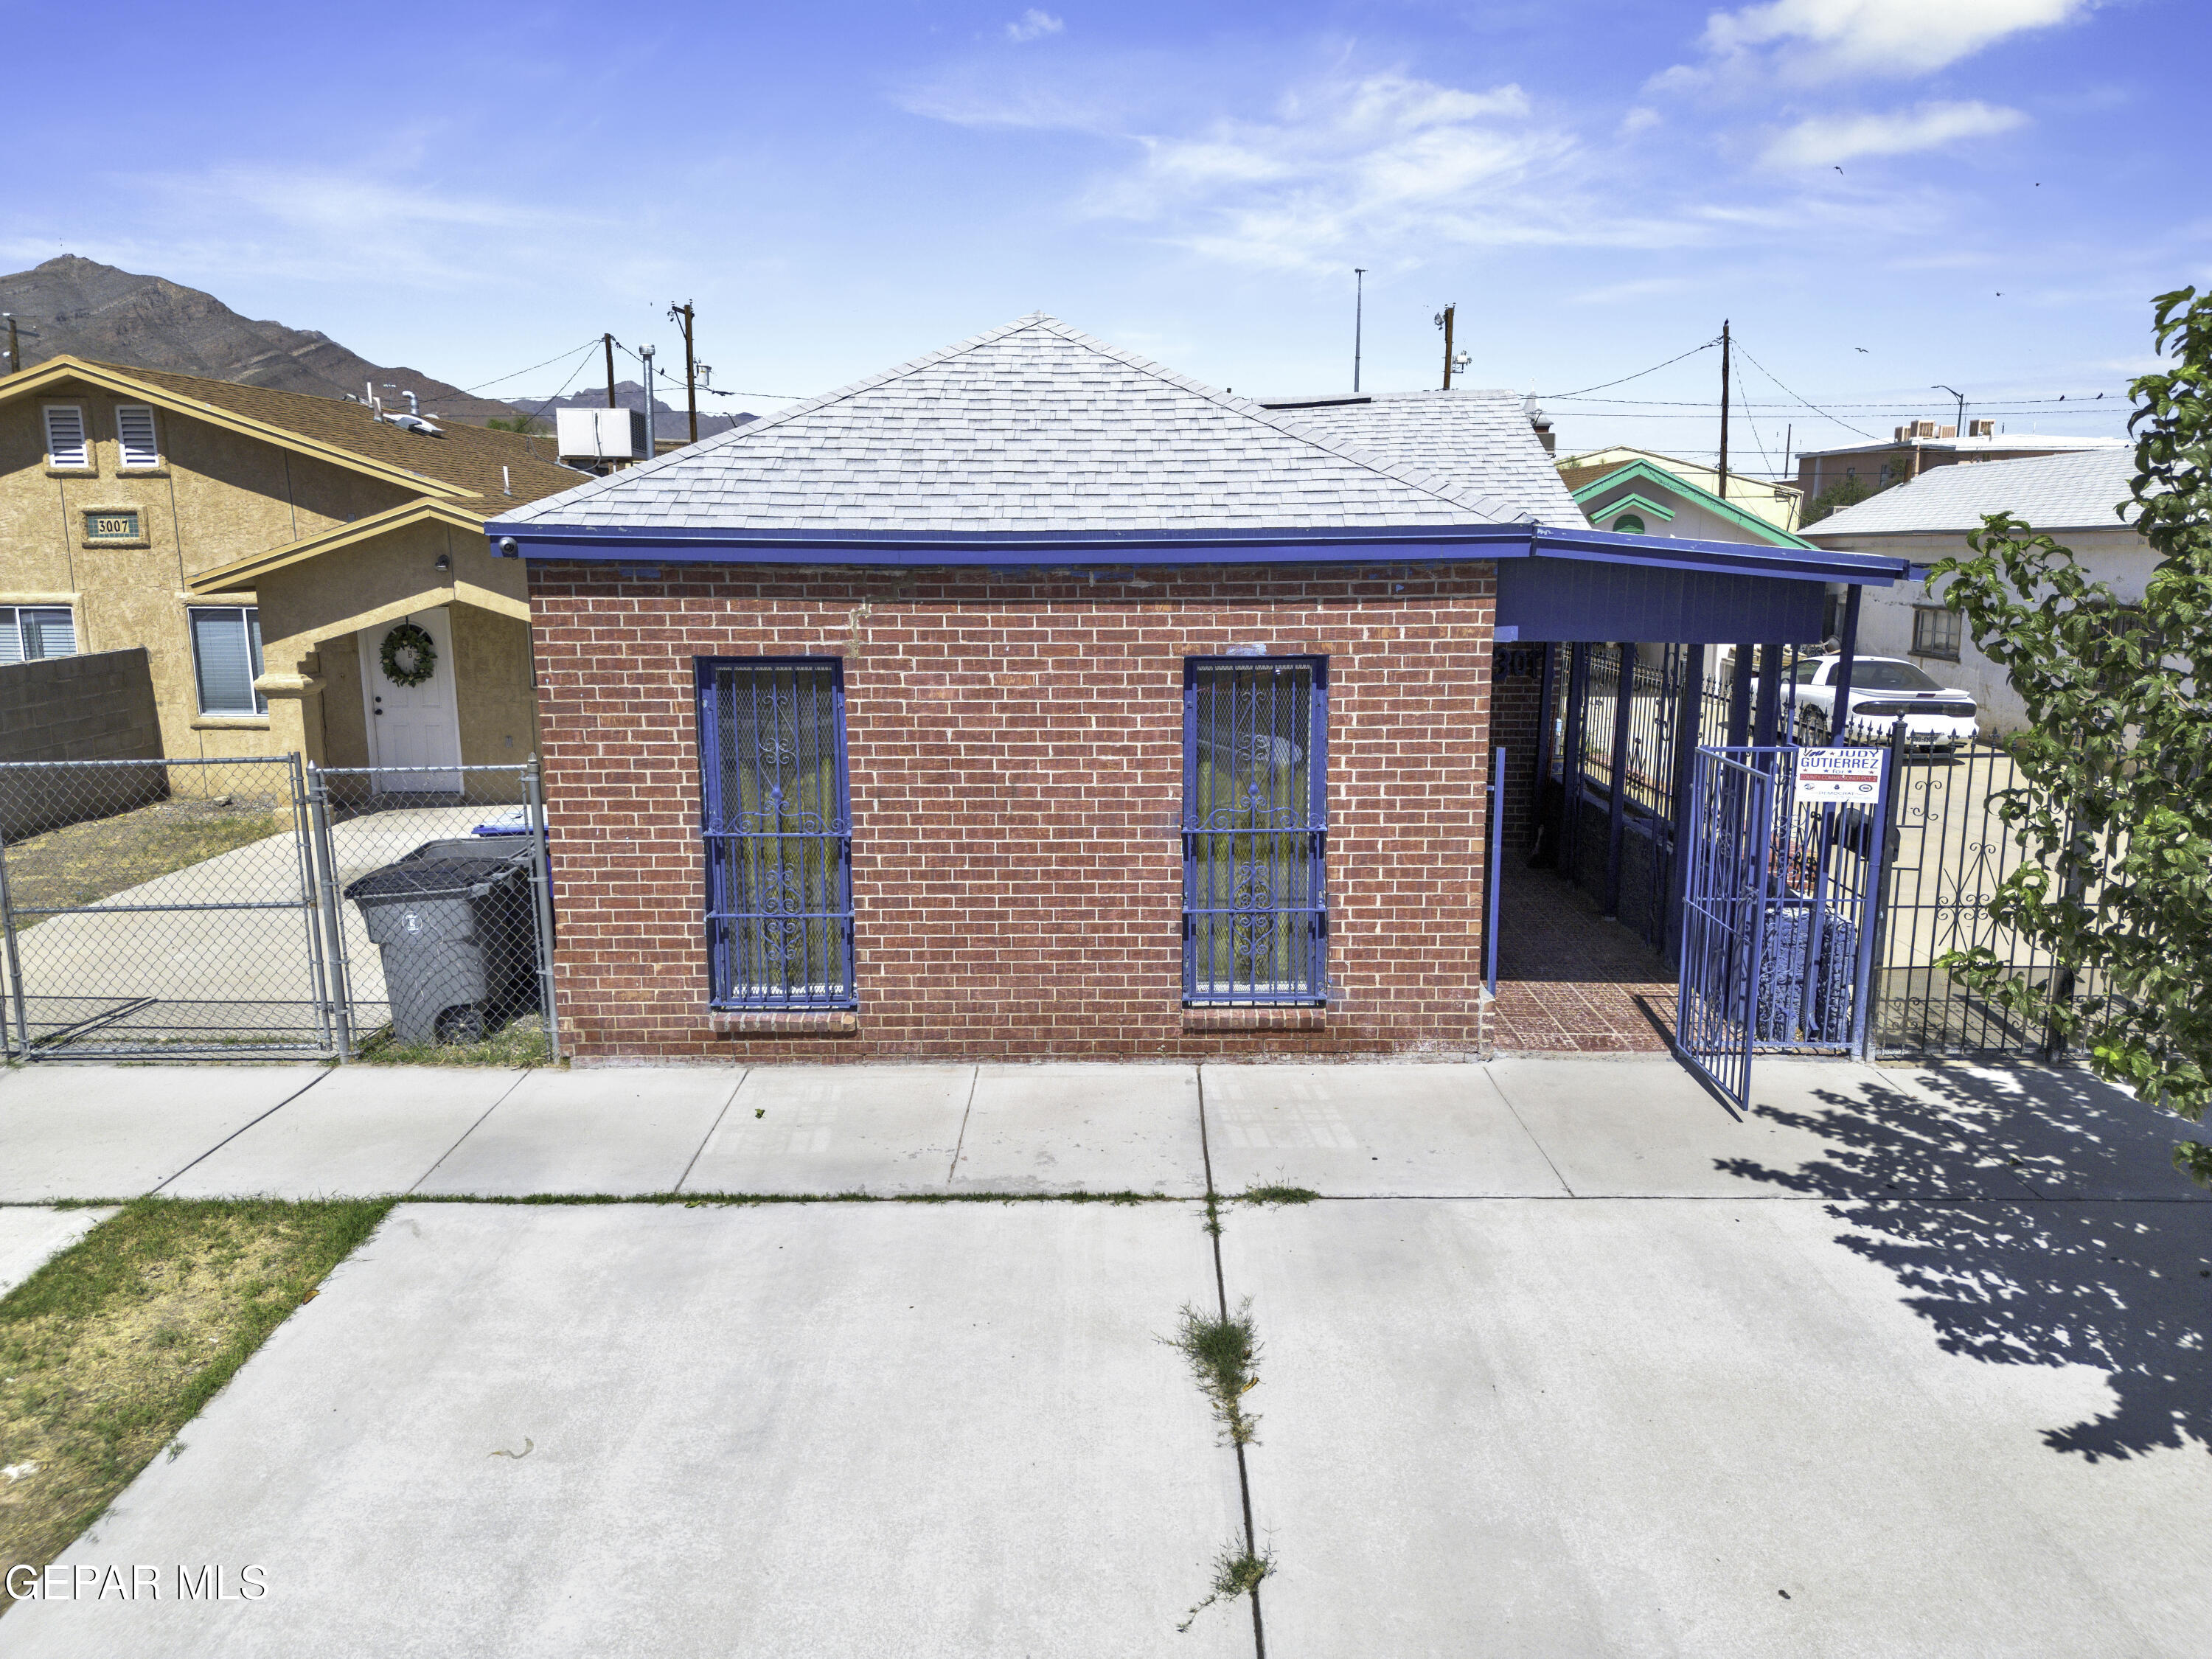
[1178, 1540, 1275, 1632]
[1169, 1301, 1261, 1447]
[1241, 1184, 1319, 1206]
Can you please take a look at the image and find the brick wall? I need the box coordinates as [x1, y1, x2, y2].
[527, 562, 1498, 1062]
[1489, 645, 1545, 855]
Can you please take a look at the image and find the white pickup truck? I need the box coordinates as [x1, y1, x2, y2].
[1750, 654, 1980, 748]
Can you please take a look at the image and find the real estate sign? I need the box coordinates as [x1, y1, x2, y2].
[1795, 747, 1884, 804]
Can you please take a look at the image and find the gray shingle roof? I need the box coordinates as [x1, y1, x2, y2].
[1260, 392, 1585, 526]
[1807, 445, 2142, 538]
[497, 316, 1579, 535]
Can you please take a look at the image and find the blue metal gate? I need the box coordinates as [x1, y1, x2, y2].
[1674, 745, 1891, 1110]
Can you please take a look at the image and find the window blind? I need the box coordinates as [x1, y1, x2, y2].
[189, 607, 265, 715]
[44, 406, 88, 467]
[116, 405, 160, 469]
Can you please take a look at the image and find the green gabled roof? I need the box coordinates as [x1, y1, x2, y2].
[1566, 457, 1816, 550]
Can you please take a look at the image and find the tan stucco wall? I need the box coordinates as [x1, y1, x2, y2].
[0, 378, 546, 773]
[0, 379, 428, 760]
[251, 516, 535, 781]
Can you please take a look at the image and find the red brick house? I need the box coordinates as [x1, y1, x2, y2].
[489, 316, 1904, 1065]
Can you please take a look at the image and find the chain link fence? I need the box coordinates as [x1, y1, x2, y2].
[0, 758, 556, 1062]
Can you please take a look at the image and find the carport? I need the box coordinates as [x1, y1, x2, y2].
[1482, 524, 1910, 1053]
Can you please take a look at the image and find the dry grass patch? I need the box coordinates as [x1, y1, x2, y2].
[0, 1198, 392, 1607]
[3, 799, 288, 925]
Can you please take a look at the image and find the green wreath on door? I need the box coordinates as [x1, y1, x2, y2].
[380, 622, 437, 688]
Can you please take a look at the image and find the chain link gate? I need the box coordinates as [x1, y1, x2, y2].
[0, 757, 557, 1062]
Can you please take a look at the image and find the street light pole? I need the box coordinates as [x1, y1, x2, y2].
[1353, 268, 1367, 394]
[1933, 383, 1966, 439]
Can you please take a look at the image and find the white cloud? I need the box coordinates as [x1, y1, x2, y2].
[1761, 100, 2028, 167]
[1005, 10, 1064, 44]
[1065, 72, 1704, 269]
[1619, 106, 1663, 137]
[1669, 0, 2096, 86]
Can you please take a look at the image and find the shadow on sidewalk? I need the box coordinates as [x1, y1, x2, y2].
[1719, 1064, 2212, 1463]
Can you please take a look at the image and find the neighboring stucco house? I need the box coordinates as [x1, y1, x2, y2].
[485, 314, 1904, 1066]
[0, 355, 580, 782]
[1558, 446, 1803, 533]
[1801, 445, 2145, 732]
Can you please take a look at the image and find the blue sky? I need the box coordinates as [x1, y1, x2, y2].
[7, 1, 2201, 470]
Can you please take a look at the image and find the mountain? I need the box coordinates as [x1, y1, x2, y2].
[510, 380, 754, 439]
[3, 255, 560, 428]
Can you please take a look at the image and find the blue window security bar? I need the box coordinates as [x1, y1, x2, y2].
[695, 658, 855, 1008]
[1183, 658, 1328, 1004]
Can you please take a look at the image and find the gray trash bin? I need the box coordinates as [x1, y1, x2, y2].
[344, 838, 540, 1044]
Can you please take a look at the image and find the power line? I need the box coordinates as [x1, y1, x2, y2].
[1543, 337, 1719, 399]
[1728, 341, 1885, 441]
[455, 338, 602, 394]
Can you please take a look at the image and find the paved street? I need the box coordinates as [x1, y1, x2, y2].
[2, 1054, 2206, 1654]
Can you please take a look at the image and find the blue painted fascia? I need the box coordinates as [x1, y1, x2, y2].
[482, 518, 1906, 585]
[481, 522, 1540, 567]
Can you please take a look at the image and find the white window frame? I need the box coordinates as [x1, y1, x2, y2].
[43, 404, 90, 469]
[187, 605, 268, 717]
[115, 404, 161, 470]
[0, 605, 78, 664]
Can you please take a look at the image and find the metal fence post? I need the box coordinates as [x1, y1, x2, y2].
[303, 762, 355, 1060]
[0, 828, 27, 1060]
[524, 757, 562, 1060]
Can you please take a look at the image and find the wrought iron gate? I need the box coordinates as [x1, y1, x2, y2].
[1674, 745, 1890, 1109]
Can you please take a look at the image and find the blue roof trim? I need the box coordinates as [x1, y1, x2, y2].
[482, 518, 1905, 584]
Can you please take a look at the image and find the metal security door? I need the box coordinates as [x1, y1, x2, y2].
[1675, 748, 1776, 1108]
[1675, 744, 1891, 1110]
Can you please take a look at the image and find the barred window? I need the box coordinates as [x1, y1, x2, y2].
[695, 658, 855, 1009]
[1183, 657, 1328, 1004]
[1911, 605, 1961, 661]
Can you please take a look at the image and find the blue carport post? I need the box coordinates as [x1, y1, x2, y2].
[1727, 643, 1753, 746]
[1827, 585, 1862, 742]
[1752, 641, 1784, 747]
[1665, 641, 1707, 961]
[1603, 641, 1637, 917]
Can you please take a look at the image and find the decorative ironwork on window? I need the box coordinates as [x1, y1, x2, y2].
[696, 658, 855, 1009]
[1183, 658, 1327, 1004]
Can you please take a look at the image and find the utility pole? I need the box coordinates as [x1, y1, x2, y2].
[1353, 268, 1367, 394]
[1717, 319, 1732, 503]
[604, 333, 617, 408]
[1436, 303, 1457, 390]
[670, 302, 698, 445]
[640, 345, 658, 456]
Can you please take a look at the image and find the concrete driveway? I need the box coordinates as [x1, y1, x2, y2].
[4, 1054, 2206, 1655]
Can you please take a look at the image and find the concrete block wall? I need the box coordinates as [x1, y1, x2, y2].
[0, 647, 165, 840]
[526, 562, 1499, 1063]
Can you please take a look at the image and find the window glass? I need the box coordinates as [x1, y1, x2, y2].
[189, 607, 266, 715]
[1184, 658, 1327, 1004]
[1851, 658, 1945, 692]
[1911, 605, 1962, 661]
[1790, 658, 1824, 684]
[0, 607, 78, 664]
[697, 658, 854, 1008]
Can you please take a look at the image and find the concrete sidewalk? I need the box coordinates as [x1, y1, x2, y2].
[4, 1053, 2205, 1656]
[3, 1051, 2201, 1205]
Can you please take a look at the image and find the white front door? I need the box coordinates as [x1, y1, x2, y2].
[360, 608, 463, 792]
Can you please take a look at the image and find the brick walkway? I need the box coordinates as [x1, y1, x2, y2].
[1492, 863, 1677, 1053]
